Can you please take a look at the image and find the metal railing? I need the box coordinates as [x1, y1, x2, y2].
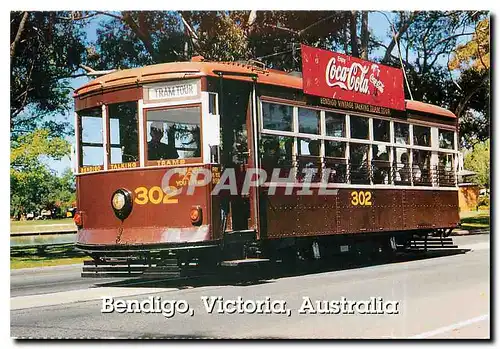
[261, 157, 457, 187]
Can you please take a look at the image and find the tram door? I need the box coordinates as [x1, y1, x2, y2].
[219, 80, 254, 232]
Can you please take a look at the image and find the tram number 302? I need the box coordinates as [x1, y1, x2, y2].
[350, 191, 372, 206]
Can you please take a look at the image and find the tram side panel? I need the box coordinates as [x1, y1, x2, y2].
[259, 187, 459, 239]
[76, 165, 218, 248]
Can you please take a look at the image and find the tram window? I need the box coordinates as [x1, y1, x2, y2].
[372, 145, 391, 184]
[262, 102, 292, 132]
[439, 129, 455, 149]
[325, 140, 345, 158]
[297, 138, 321, 182]
[108, 102, 139, 164]
[208, 93, 218, 115]
[350, 115, 369, 140]
[349, 143, 370, 184]
[373, 119, 390, 142]
[413, 125, 431, 147]
[298, 108, 320, 135]
[79, 107, 104, 167]
[260, 134, 294, 173]
[412, 149, 432, 185]
[394, 148, 410, 184]
[394, 122, 409, 145]
[438, 153, 455, 186]
[372, 144, 390, 161]
[298, 138, 320, 156]
[439, 153, 454, 170]
[325, 112, 345, 137]
[146, 106, 201, 161]
[324, 140, 347, 183]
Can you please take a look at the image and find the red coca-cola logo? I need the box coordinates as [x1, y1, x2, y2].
[301, 45, 405, 111]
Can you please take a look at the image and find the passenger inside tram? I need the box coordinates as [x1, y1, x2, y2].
[147, 122, 179, 160]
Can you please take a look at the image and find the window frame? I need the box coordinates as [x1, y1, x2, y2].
[256, 97, 460, 188]
[106, 101, 141, 170]
[143, 103, 204, 167]
[77, 106, 105, 173]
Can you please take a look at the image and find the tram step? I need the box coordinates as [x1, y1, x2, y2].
[83, 259, 155, 266]
[81, 271, 144, 278]
[221, 258, 270, 267]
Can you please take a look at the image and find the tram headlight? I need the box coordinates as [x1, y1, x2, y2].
[112, 192, 126, 210]
[111, 189, 133, 220]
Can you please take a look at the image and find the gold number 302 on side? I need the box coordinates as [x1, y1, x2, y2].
[350, 191, 372, 206]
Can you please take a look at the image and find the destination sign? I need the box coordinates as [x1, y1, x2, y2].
[146, 79, 200, 102]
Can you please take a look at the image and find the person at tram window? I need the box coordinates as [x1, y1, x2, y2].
[373, 149, 389, 184]
[398, 153, 411, 183]
[147, 121, 179, 160]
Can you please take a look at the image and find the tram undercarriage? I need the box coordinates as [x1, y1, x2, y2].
[78, 228, 458, 278]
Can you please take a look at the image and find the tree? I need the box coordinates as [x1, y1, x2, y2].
[464, 139, 489, 189]
[10, 129, 72, 218]
[370, 11, 489, 148]
[10, 11, 88, 136]
[89, 11, 350, 72]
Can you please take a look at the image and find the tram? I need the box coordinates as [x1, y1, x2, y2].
[73, 45, 459, 277]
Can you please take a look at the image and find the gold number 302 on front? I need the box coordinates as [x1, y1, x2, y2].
[351, 191, 372, 206]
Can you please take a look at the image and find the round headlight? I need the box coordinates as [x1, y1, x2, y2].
[112, 192, 126, 210]
[110, 189, 133, 221]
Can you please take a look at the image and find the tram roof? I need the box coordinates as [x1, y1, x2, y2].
[74, 60, 456, 119]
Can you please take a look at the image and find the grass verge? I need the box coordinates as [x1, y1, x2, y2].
[460, 209, 490, 230]
[10, 218, 76, 233]
[11, 256, 90, 269]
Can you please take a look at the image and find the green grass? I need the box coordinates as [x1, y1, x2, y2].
[10, 218, 76, 233]
[460, 209, 490, 230]
[11, 256, 89, 269]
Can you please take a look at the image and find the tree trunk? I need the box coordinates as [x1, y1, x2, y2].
[360, 11, 369, 60]
[350, 11, 359, 57]
[11, 11, 29, 61]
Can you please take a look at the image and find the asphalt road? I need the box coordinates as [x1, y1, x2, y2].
[10, 234, 490, 339]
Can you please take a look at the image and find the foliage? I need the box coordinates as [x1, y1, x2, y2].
[464, 139, 489, 188]
[477, 195, 489, 208]
[92, 11, 350, 72]
[10, 129, 74, 218]
[10, 11, 88, 136]
[371, 11, 489, 147]
[449, 18, 489, 72]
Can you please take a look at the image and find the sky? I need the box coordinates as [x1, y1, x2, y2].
[41, 11, 472, 175]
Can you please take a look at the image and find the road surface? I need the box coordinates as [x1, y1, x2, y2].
[10, 234, 490, 339]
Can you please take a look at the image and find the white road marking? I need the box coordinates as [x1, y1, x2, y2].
[409, 314, 489, 339]
[11, 287, 175, 310]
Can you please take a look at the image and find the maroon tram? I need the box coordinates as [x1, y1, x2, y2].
[73, 46, 459, 277]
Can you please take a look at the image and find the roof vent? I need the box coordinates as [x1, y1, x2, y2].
[288, 71, 302, 78]
[191, 55, 205, 62]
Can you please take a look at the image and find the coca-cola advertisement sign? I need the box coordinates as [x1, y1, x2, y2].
[301, 44, 406, 111]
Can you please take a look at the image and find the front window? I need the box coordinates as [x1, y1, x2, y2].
[146, 106, 201, 162]
[109, 102, 139, 165]
[78, 107, 103, 168]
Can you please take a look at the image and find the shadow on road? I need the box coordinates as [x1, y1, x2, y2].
[95, 248, 471, 290]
